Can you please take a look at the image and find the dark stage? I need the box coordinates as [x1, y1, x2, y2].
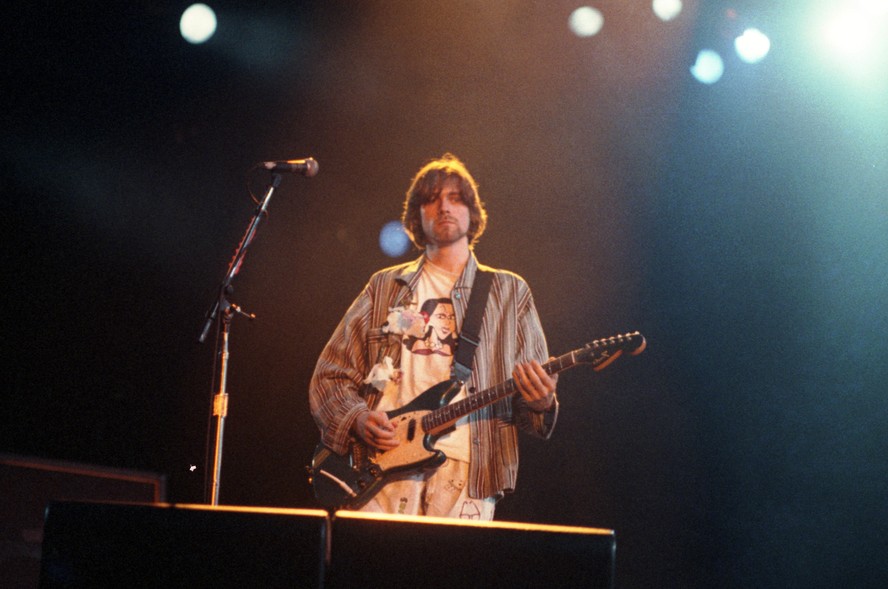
[3, 2, 887, 587]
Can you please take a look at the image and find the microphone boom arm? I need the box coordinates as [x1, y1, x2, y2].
[198, 172, 280, 343]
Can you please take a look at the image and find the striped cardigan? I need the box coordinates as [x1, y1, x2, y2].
[309, 253, 558, 500]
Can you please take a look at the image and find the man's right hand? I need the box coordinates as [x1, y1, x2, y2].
[354, 410, 400, 450]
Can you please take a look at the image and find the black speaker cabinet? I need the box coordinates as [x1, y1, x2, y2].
[0, 453, 166, 588]
[37, 502, 615, 588]
[327, 510, 616, 589]
[39, 502, 329, 588]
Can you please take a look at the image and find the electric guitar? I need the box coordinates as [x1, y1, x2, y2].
[308, 331, 646, 511]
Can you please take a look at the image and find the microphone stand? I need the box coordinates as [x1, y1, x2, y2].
[198, 172, 282, 506]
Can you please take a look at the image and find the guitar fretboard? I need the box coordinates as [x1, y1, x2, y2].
[419, 332, 643, 433]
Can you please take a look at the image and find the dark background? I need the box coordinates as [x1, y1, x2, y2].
[4, 2, 887, 587]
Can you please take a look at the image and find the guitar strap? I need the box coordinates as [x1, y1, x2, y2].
[451, 269, 493, 383]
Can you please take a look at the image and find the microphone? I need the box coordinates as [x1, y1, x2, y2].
[261, 157, 319, 177]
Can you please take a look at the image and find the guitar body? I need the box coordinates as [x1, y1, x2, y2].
[309, 332, 646, 511]
[310, 379, 462, 511]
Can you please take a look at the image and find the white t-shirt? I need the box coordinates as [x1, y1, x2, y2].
[376, 260, 471, 462]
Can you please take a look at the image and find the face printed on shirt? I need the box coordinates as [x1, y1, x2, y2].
[405, 298, 456, 357]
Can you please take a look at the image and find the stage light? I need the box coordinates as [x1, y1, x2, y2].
[690, 49, 724, 84]
[652, 0, 683, 22]
[180, 3, 217, 45]
[734, 28, 771, 64]
[569, 6, 604, 38]
[379, 221, 410, 258]
[817, 1, 888, 77]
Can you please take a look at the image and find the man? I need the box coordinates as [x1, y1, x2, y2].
[309, 154, 557, 520]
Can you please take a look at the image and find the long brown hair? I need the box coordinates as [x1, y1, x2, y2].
[401, 153, 488, 249]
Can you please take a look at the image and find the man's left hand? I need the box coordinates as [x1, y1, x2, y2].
[513, 360, 557, 412]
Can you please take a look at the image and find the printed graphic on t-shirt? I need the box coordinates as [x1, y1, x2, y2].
[395, 264, 471, 463]
[459, 500, 482, 520]
[403, 297, 456, 358]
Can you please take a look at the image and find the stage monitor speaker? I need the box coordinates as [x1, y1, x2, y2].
[326, 511, 616, 589]
[37, 501, 615, 588]
[0, 453, 166, 589]
[38, 502, 329, 589]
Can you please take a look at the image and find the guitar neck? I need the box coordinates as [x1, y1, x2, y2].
[422, 349, 579, 433]
[420, 332, 644, 434]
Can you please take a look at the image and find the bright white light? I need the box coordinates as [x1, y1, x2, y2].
[815, 0, 888, 77]
[857, 0, 888, 17]
[180, 4, 217, 44]
[379, 221, 410, 258]
[735, 28, 771, 64]
[822, 11, 879, 62]
[569, 7, 604, 38]
[690, 50, 724, 84]
[652, 0, 683, 22]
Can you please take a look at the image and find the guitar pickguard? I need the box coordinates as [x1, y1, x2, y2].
[371, 410, 444, 472]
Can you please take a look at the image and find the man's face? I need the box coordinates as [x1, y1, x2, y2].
[420, 176, 470, 248]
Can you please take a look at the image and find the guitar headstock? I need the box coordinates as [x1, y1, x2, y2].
[575, 331, 646, 371]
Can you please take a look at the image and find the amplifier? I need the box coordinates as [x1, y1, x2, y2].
[0, 453, 165, 588]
